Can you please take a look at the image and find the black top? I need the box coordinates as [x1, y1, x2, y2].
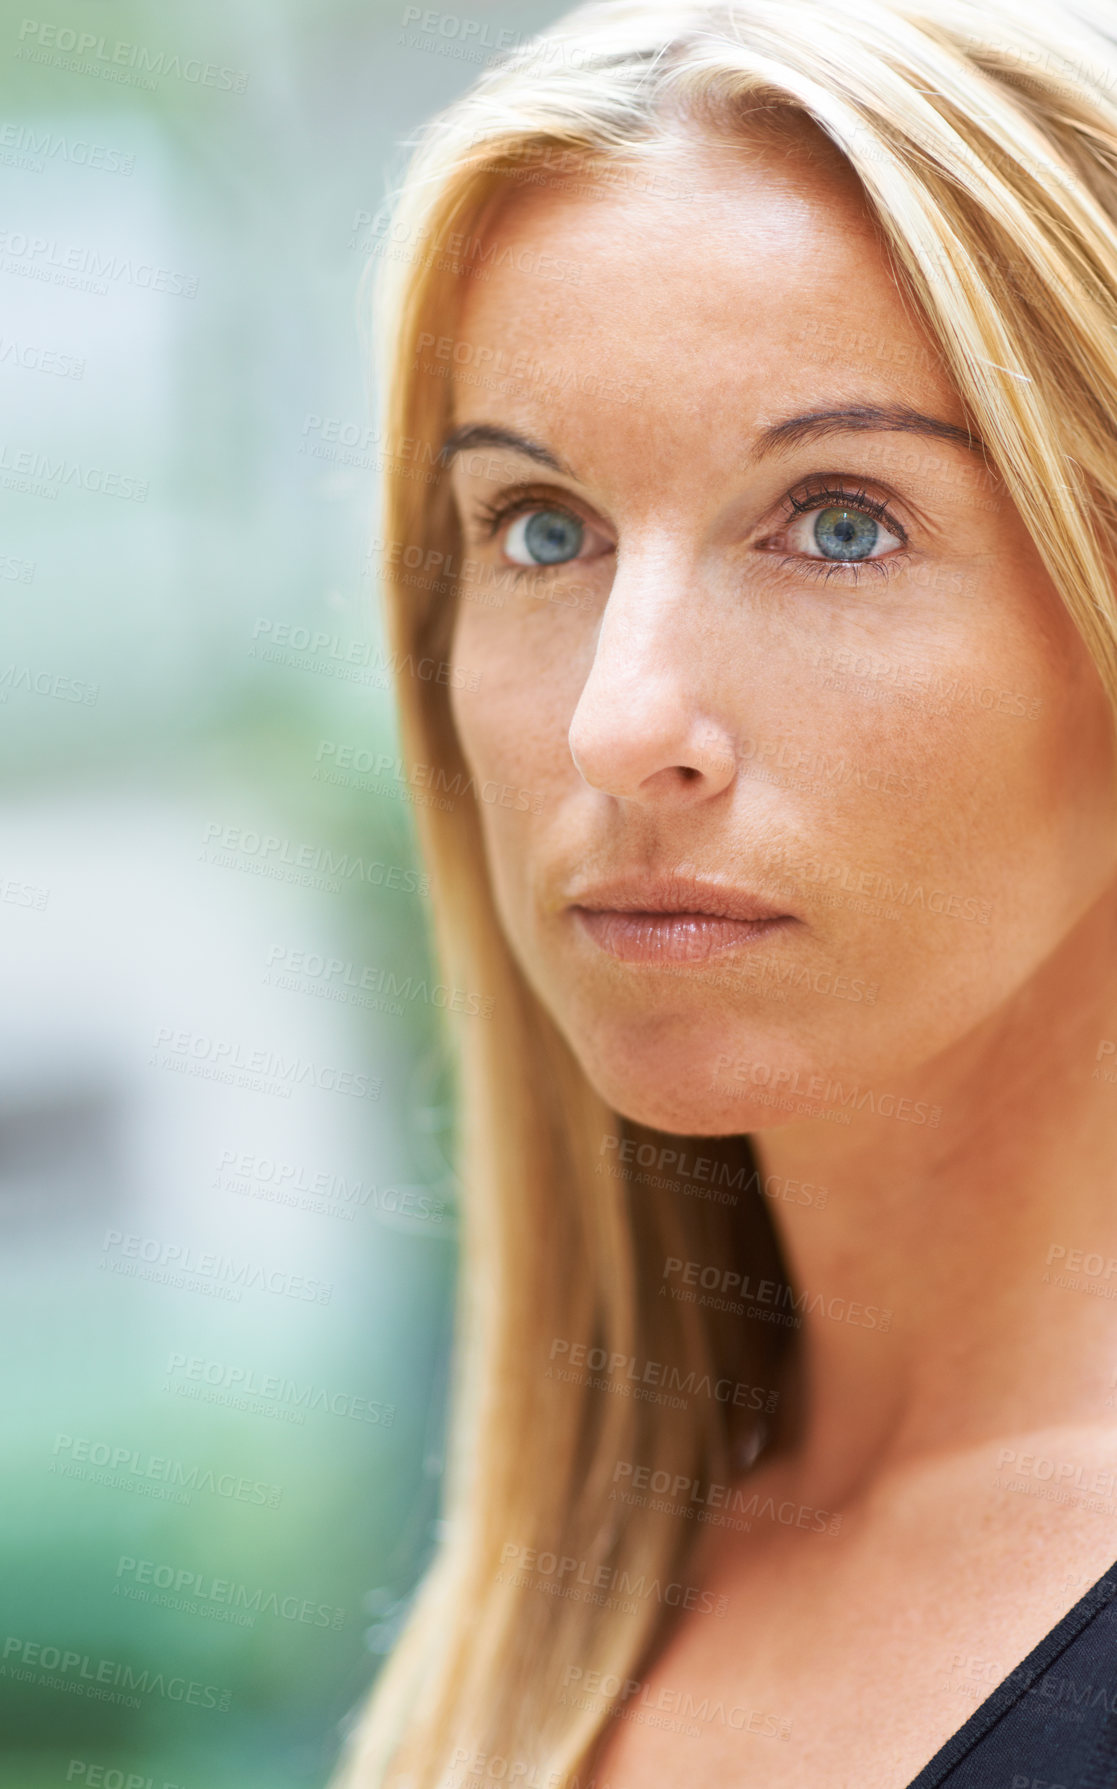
[905, 1557, 1117, 1788]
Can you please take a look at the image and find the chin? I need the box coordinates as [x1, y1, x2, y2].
[608, 1086, 769, 1137]
[572, 1028, 800, 1138]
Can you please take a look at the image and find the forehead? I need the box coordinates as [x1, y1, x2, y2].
[449, 137, 961, 459]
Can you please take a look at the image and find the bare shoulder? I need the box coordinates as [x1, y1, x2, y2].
[593, 1423, 1117, 1789]
[879, 1417, 1117, 1579]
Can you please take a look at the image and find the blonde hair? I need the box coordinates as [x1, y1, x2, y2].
[333, 2, 1117, 1783]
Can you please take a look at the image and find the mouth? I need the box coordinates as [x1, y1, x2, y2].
[567, 876, 798, 966]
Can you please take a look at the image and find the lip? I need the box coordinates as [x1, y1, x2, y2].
[566, 875, 798, 965]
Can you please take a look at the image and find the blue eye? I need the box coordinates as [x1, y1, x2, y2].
[505, 508, 585, 566]
[812, 505, 880, 561]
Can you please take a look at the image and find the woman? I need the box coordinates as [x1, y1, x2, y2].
[336, 0, 1117, 1783]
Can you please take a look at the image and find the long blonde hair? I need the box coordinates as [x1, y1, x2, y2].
[334, 2, 1117, 1783]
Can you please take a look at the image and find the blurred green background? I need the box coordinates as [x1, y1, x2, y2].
[0, 3, 557, 1784]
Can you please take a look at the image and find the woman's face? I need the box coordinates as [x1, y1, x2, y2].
[445, 134, 1117, 1136]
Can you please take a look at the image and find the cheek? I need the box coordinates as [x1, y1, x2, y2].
[450, 596, 587, 790]
[1003, 668, 1117, 921]
[795, 656, 1100, 957]
[944, 576, 1117, 915]
[762, 615, 1117, 1073]
[448, 602, 585, 945]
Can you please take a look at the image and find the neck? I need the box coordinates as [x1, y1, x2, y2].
[750, 888, 1117, 1506]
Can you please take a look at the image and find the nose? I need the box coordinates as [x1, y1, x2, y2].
[567, 545, 739, 806]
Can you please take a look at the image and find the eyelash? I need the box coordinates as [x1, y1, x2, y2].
[470, 481, 911, 583]
[771, 481, 910, 584]
[469, 489, 607, 585]
[474, 491, 554, 541]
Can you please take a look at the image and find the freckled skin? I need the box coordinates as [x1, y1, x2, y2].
[446, 137, 1117, 1138]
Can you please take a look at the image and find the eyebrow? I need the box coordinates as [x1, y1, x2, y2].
[439, 403, 984, 478]
[440, 423, 574, 474]
[753, 404, 983, 458]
